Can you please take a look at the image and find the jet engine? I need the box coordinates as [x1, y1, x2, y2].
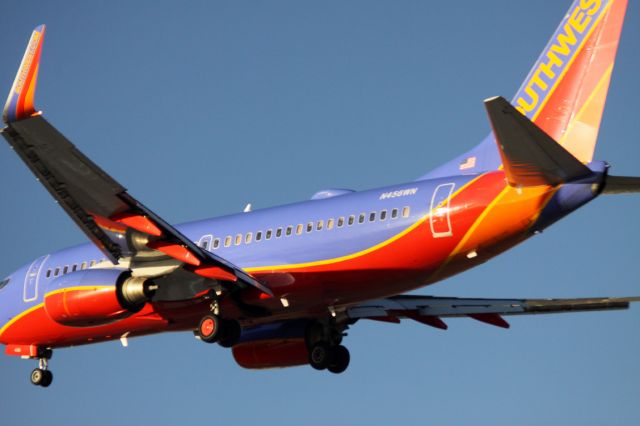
[43, 269, 155, 327]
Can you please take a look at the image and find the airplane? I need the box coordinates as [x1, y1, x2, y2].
[1, 0, 639, 388]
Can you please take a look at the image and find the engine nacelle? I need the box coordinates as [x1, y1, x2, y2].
[44, 269, 154, 327]
[231, 320, 310, 369]
[232, 339, 309, 369]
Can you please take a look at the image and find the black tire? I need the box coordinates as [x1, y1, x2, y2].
[327, 345, 350, 374]
[217, 319, 241, 348]
[197, 314, 220, 343]
[308, 342, 331, 370]
[40, 370, 53, 387]
[30, 368, 45, 386]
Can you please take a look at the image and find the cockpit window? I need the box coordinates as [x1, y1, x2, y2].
[0, 278, 10, 291]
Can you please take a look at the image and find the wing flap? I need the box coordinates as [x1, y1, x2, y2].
[347, 295, 640, 327]
[3, 116, 130, 261]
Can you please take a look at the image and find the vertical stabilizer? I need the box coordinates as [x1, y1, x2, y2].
[517, 0, 627, 163]
[418, 0, 627, 180]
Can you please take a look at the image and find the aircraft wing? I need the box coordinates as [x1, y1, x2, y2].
[1, 25, 272, 300]
[346, 295, 640, 329]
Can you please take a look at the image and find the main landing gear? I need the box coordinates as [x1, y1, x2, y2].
[30, 349, 53, 387]
[305, 322, 350, 374]
[196, 313, 241, 348]
[308, 342, 350, 374]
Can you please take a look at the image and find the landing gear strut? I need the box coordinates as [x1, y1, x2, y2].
[30, 349, 53, 387]
[305, 321, 350, 374]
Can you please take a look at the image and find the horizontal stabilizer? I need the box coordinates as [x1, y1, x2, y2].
[602, 175, 640, 194]
[484, 96, 593, 186]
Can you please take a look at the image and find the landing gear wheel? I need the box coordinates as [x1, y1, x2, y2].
[217, 319, 241, 348]
[197, 314, 220, 343]
[327, 345, 350, 374]
[40, 370, 53, 387]
[308, 342, 331, 370]
[30, 368, 53, 387]
[30, 368, 44, 386]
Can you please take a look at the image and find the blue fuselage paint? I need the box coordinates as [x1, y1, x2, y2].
[0, 175, 477, 332]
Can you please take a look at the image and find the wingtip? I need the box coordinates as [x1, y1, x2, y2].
[3, 25, 46, 124]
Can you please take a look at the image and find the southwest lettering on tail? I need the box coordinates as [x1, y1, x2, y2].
[515, 0, 604, 115]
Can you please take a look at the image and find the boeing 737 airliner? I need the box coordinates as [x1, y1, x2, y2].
[1, 0, 639, 387]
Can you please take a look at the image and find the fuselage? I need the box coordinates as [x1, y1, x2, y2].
[0, 168, 602, 348]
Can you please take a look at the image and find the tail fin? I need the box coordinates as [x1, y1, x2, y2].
[3, 25, 46, 124]
[516, 0, 627, 163]
[418, 0, 628, 180]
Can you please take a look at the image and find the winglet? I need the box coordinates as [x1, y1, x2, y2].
[3, 25, 46, 124]
[484, 96, 593, 187]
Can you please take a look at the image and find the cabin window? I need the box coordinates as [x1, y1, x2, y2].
[90, 260, 96, 267]
[0, 278, 9, 291]
[200, 240, 209, 250]
[296, 224, 303, 235]
[358, 213, 365, 224]
[224, 236, 232, 247]
[369, 212, 376, 222]
[317, 220, 324, 231]
[245, 232, 253, 244]
[380, 210, 387, 221]
[81, 262, 87, 270]
[72, 264, 78, 272]
[63, 266, 69, 275]
[54, 267, 60, 277]
[327, 218, 334, 230]
[307, 222, 313, 233]
[266, 229, 273, 240]
[276, 228, 283, 238]
[213, 238, 220, 249]
[348, 215, 355, 226]
[338, 217, 345, 227]
[391, 208, 399, 219]
[256, 232, 262, 242]
[402, 206, 410, 218]
[235, 234, 242, 245]
[286, 226, 293, 236]
[46, 269, 52, 278]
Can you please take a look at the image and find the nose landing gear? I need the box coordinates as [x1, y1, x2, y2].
[30, 349, 53, 387]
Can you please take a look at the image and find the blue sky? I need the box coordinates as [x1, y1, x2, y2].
[0, 1, 639, 425]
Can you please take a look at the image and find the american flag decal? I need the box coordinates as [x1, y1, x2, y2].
[459, 156, 476, 170]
